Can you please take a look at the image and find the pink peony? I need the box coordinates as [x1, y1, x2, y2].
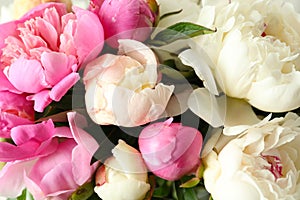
[0, 112, 99, 199]
[89, 0, 158, 47]
[0, 3, 104, 112]
[0, 71, 34, 138]
[138, 118, 203, 181]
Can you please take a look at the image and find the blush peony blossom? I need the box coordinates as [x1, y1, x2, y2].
[83, 39, 174, 127]
[94, 140, 150, 200]
[194, 0, 300, 112]
[89, 0, 158, 48]
[138, 118, 203, 181]
[0, 2, 104, 112]
[202, 112, 300, 200]
[0, 112, 99, 199]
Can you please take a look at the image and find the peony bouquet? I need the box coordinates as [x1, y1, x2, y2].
[0, 0, 300, 199]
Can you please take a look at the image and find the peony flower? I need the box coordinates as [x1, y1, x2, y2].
[94, 140, 150, 200]
[0, 2, 104, 112]
[202, 112, 300, 200]
[89, 0, 158, 48]
[0, 112, 99, 199]
[138, 118, 203, 181]
[83, 39, 174, 127]
[194, 0, 300, 112]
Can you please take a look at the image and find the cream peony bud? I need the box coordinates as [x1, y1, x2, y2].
[94, 140, 150, 200]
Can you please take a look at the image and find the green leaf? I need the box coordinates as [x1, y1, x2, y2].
[69, 182, 94, 200]
[179, 177, 200, 188]
[8, 189, 33, 200]
[159, 9, 183, 21]
[150, 22, 216, 46]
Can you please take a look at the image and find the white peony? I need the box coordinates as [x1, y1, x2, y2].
[194, 0, 300, 112]
[202, 112, 300, 200]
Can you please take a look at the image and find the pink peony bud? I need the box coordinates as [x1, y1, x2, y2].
[138, 118, 203, 181]
[90, 0, 158, 48]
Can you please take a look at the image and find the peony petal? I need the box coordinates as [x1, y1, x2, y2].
[188, 88, 226, 128]
[10, 119, 55, 146]
[6, 58, 48, 93]
[49, 72, 80, 101]
[74, 7, 104, 65]
[67, 112, 99, 155]
[41, 52, 75, 85]
[0, 141, 39, 162]
[0, 161, 34, 198]
[179, 48, 219, 95]
[71, 145, 96, 185]
[26, 90, 52, 112]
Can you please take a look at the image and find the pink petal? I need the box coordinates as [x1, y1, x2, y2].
[0, 161, 34, 198]
[0, 112, 33, 138]
[0, 141, 39, 162]
[74, 8, 104, 65]
[67, 112, 99, 155]
[20, 3, 67, 21]
[49, 72, 80, 101]
[0, 70, 20, 93]
[11, 120, 55, 145]
[41, 52, 76, 85]
[54, 126, 73, 138]
[27, 90, 52, 112]
[72, 145, 96, 185]
[35, 18, 59, 51]
[0, 21, 17, 51]
[6, 58, 48, 93]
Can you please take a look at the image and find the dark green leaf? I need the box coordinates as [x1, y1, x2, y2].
[159, 9, 183, 21]
[150, 22, 216, 46]
[68, 182, 94, 200]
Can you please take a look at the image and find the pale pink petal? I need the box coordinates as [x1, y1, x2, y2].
[67, 112, 99, 155]
[6, 58, 48, 93]
[53, 126, 73, 138]
[26, 90, 52, 112]
[72, 145, 97, 185]
[0, 161, 34, 198]
[49, 72, 80, 101]
[41, 52, 76, 85]
[0, 141, 39, 162]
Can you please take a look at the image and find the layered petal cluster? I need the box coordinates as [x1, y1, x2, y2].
[202, 113, 300, 200]
[0, 3, 104, 112]
[83, 39, 174, 127]
[0, 112, 99, 200]
[195, 0, 300, 112]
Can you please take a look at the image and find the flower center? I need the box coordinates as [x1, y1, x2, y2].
[262, 155, 283, 179]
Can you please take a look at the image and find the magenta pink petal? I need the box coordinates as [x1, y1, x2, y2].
[11, 120, 55, 146]
[0, 161, 35, 198]
[7, 58, 48, 93]
[0, 70, 20, 93]
[0, 21, 18, 51]
[54, 126, 73, 138]
[0, 112, 33, 138]
[0, 141, 39, 162]
[49, 72, 80, 101]
[26, 90, 52, 112]
[41, 52, 75, 85]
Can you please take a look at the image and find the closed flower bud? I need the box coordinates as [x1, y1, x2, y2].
[138, 118, 203, 181]
[90, 0, 158, 47]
